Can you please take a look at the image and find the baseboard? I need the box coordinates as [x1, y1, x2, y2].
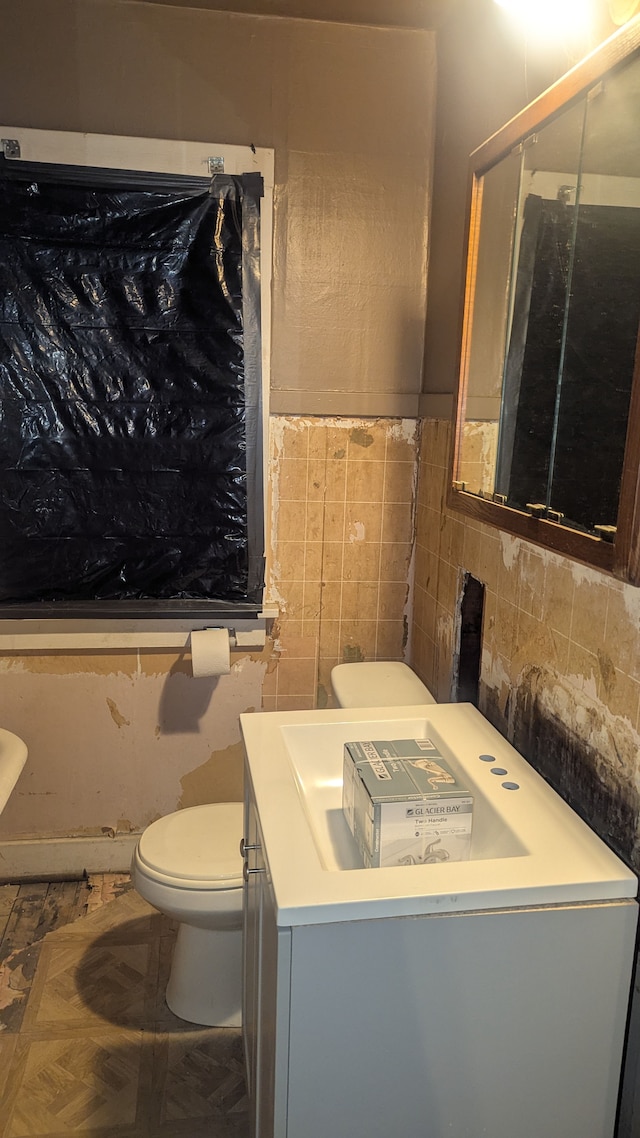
[0, 833, 141, 882]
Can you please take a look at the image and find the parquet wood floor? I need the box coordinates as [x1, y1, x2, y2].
[0, 878, 249, 1138]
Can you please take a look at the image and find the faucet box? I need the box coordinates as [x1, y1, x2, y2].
[342, 738, 473, 869]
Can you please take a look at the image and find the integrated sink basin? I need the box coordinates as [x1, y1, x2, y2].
[0, 728, 28, 815]
[240, 703, 637, 926]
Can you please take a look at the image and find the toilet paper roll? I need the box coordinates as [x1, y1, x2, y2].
[190, 628, 231, 678]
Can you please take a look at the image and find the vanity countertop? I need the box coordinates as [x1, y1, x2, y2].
[240, 702, 637, 927]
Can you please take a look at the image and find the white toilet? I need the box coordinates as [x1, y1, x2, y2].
[331, 661, 436, 707]
[132, 663, 433, 1027]
[131, 801, 244, 1027]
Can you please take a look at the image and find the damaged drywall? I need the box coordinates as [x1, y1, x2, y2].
[0, 652, 267, 840]
[178, 740, 246, 808]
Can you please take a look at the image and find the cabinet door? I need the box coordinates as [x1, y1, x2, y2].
[242, 787, 262, 1108]
[243, 775, 292, 1138]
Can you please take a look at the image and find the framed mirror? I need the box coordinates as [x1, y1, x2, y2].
[450, 16, 640, 584]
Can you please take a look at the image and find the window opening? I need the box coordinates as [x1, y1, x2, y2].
[0, 152, 265, 612]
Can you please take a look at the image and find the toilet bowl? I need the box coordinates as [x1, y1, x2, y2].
[131, 801, 243, 1027]
[0, 728, 28, 815]
[331, 661, 436, 707]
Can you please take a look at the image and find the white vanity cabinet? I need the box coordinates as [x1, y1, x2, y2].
[240, 706, 638, 1138]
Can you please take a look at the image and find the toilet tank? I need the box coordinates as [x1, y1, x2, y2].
[331, 662, 436, 708]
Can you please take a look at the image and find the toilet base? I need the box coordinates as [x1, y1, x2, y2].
[166, 922, 242, 1027]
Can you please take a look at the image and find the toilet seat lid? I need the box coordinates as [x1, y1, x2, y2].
[137, 802, 243, 887]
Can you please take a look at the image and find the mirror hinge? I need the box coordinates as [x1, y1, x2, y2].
[594, 524, 616, 542]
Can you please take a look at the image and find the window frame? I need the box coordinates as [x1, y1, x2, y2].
[0, 127, 273, 618]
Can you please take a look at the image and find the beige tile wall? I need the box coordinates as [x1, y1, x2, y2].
[412, 417, 640, 799]
[264, 416, 419, 711]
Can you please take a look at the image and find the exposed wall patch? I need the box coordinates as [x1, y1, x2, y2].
[349, 428, 374, 449]
[455, 573, 484, 705]
[106, 698, 130, 729]
[178, 741, 244, 809]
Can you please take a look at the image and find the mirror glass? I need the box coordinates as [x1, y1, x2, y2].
[453, 30, 640, 572]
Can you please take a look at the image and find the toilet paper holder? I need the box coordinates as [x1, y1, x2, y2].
[198, 626, 266, 650]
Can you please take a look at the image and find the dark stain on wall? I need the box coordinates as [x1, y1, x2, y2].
[512, 680, 640, 873]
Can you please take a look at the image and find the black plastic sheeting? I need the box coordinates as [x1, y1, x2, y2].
[496, 193, 639, 534]
[0, 161, 264, 607]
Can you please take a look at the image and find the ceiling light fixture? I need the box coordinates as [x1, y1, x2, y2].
[493, 0, 595, 40]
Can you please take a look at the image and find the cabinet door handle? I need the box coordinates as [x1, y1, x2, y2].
[243, 860, 266, 881]
[240, 837, 261, 857]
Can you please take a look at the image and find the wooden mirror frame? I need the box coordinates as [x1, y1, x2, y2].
[449, 15, 640, 584]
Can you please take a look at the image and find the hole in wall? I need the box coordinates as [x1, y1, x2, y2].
[455, 572, 485, 706]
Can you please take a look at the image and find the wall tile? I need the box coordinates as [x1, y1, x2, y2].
[279, 633, 318, 660]
[379, 543, 413, 583]
[341, 581, 379, 621]
[382, 502, 414, 544]
[305, 501, 325, 541]
[497, 553, 520, 608]
[570, 577, 608, 655]
[605, 585, 640, 682]
[344, 501, 384, 544]
[278, 500, 307, 536]
[276, 540, 306, 581]
[340, 620, 378, 660]
[317, 661, 339, 707]
[346, 461, 386, 502]
[518, 550, 546, 619]
[301, 580, 323, 620]
[436, 559, 458, 612]
[307, 457, 332, 502]
[495, 597, 518, 660]
[384, 461, 416, 503]
[423, 464, 446, 514]
[278, 458, 308, 500]
[281, 580, 304, 619]
[276, 657, 317, 697]
[275, 696, 316, 711]
[477, 530, 500, 588]
[343, 543, 382, 582]
[269, 415, 419, 711]
[566, 641, 600, 697]
[386, 432, 417, 463]
[376, 620, 406, 659]
[378, 581, 410, 619]
[321, 542, 346, 581]
[542, 562, 574, 637]
[280, 424, 309, 459]
[318, 621, 341, 659]
[304, 542, 324, 581]
[319, 581, 343, 619]
[462, 524, 482, 577]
